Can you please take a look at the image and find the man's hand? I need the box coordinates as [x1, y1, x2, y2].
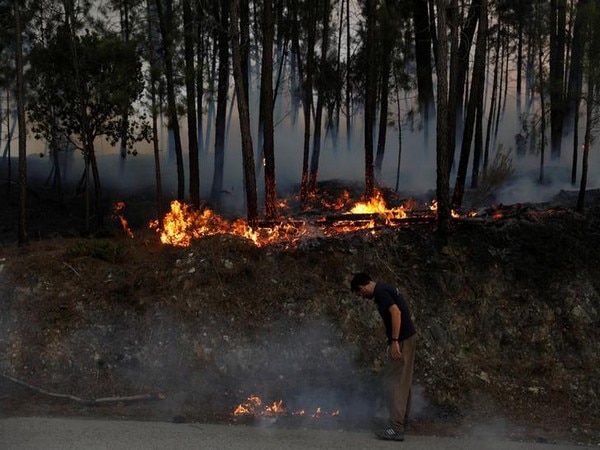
[390, 340, 402, 359]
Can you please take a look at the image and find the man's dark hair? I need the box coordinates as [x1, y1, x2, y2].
[350, 272, 372, 292]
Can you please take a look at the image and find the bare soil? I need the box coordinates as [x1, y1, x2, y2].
[0, 180, 599, 446]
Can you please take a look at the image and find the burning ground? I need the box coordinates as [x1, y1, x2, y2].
[0, 183, 599, 446]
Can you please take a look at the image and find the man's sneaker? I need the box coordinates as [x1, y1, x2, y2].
[375, 427, 404, 441]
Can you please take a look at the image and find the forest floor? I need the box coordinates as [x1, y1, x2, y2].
[0, 177, 599, 447]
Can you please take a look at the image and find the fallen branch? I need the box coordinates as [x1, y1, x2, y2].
[0, 372, 165, 405]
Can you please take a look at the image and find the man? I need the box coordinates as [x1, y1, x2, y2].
[350, 272, 416, 441]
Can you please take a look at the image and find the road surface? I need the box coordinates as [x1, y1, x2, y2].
[0, 417, 595, 450]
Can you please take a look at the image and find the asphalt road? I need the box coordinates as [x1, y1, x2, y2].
[0, 417, 596, 450]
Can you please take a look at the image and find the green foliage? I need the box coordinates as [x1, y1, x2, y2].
[27, 27, 151, 152]
[65, 239, 125, 263]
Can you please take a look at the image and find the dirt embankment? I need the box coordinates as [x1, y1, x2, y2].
[1, 196, 599, 445]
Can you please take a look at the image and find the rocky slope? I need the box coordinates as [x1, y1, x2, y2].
[1, 192, 599, 445]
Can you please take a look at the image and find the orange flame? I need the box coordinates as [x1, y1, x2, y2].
[149, 191, 479, 248]
[113, 201, 134, 238]
[232, 395, 340, 418]
[429, 199, 460, 218]
[349, 189, 407, 223]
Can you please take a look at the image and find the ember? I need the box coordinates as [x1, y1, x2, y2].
[233, 395, 340, 418]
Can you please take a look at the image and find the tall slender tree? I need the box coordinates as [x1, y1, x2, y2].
[14, 1, 27, 246]
[452, 0, 487, 208]
[210, 0, 230, 206]
[308, 0, 332, 193]
[230, 0, 258, 224]
[261, 0, 277, 220]
[549, 0, 567, 159]
[183, 0, 200, 208]
[363, 0, 377, 199]
[155, 0, 185, 200]
[435, 0, 452, 246]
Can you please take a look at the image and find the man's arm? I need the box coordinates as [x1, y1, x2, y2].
[389, 304, 402, 359]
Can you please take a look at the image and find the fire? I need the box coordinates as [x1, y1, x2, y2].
[349, 189, 406, 222]
[112, 201, 134, 238]
[232, 395, 340, 418]
[429, 199, 460, 218]
[148, 189, 482, 248]
[149, 201, 317, 248]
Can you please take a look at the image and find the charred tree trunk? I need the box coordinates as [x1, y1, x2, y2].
[516, 8, 524, 127]
[156, 0, 185, 200]
[231, 0, 258, 225]
[446, 0, 460, 171]
[346, 0, 352, 152]
[538, 49, 547, 182]
[183, 0, 200, 209]
[394, 70, 403, 192]
[147, 0, 164, 227]
[483, 25, 501, 175]
[363, 0, 377, 199]
[210, 0, 230, 206]
[452, 0, 487, 209]
[412, 0, 435, 141]
[549, 0, 566, 160]
[298, 0, 315, 203]
[118, 1, 131, 160]
[435, 0, 452, 247]
[309, 0, 331, 193]
[15, 2, 27, 246]
[565, 0, 588, 169]
[261, 0, 277, 220]
[577, 76, 593, 212]
[195, 0, 205, 155]
[454, 0, 481, 130]
[375, 0, 396, 180]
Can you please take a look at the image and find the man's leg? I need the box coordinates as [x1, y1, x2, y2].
[383, 334, 416, 431]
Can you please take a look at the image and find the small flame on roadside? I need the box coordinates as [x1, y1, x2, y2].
[113, 201, 134, 238]
[233, 395, 340, 418]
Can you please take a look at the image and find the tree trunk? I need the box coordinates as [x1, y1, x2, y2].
[183, 0, 200, 208]
[155, 0, 185, 200]
[15, 2, 27, 246]
[346, 0, 352, 152]
[375, 0, 395, 180]
[210, 0, 230, 206]
[483, 25, 501, 175]
[452, 0, 487, 209]
[577, 75, 592, 212]
[549, 0, 567, 160]
[231, 0, 258, 225]
[146, 0, 164, 226]
[363, 0, 377, 199]
[309, 0, 331, 192]
[412, 0, 435, 136]
[564, 0, 588, 138]
[538, 4, 547, 183]
[435, 0, 452, 247]
[118, 1, 131, 160]
[454, 0, 481, 129]
[261, 0, 277, 220]
[298, 0, 315, 203]
[195, 1, 205, 156]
